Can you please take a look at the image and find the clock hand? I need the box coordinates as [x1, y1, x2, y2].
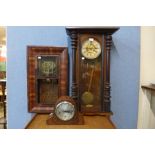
[63, 110, 73, 113]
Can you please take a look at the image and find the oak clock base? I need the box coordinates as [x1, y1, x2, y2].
[46, 113, 84, 125]
[82, 112, 113, 117]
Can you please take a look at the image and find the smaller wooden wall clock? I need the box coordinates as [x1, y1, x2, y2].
[47, 96, 84, 125]
[27, 46, 68, 113]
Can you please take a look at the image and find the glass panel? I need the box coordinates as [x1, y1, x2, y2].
[37, 56, 58, 77]
[37, 55, 59, 105]
[80, 55, 102, 113]
[37, 79, 58, 104]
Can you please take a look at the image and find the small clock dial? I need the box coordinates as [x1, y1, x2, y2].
[38, 56, 58, 77]
[41, 61, 56, 76]
[55, 101, 75, 121]
[81, 38, 101, 59]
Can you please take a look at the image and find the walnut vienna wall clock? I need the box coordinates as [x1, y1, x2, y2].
[66, 27, 119, 116]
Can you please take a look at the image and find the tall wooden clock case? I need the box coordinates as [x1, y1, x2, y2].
[66, 27, 119, 116]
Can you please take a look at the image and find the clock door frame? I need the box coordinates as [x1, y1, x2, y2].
[77, 34, 103, 113]
[27, 46, 68, 113]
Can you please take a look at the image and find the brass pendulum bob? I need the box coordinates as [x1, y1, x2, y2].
[81, 64, 95, 107]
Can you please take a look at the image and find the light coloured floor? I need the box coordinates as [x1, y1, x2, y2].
[26, 114, 116, 129]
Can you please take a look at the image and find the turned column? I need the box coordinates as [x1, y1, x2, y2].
[70, 31, 78, 103]
[103, 34, 112, 112]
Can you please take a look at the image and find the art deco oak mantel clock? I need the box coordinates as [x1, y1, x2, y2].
[66, 27, 119, 115]
[47, 96, 84, 125]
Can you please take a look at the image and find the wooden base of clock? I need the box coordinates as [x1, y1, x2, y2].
[82, 112, 113, 117]
[46, 113, 84, 125]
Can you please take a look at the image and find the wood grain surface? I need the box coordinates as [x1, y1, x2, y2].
[26, 114, 116, 129]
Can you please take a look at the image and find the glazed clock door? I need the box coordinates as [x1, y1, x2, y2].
[27, 46, 68, 113]
[78, 35, 103, 113]
[37, 55, 59, 104]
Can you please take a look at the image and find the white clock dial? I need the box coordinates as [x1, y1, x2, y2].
[55, 101, 75, 121]
[81, 38, 101, 59]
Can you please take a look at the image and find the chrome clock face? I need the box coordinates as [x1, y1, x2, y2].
[55, 101, 75, 121]
[81, 38, 101, 59]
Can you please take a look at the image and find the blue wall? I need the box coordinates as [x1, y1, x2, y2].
[7, 26, 140, 129]
[111, 27, 140, 128]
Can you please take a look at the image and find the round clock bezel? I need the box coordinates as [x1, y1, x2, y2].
[81, 38, 102, 59]
[55, 101, 75, 121]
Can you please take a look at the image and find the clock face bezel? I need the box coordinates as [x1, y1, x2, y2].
[55, 101, 75, 121]
[81, 38, 101, 59]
